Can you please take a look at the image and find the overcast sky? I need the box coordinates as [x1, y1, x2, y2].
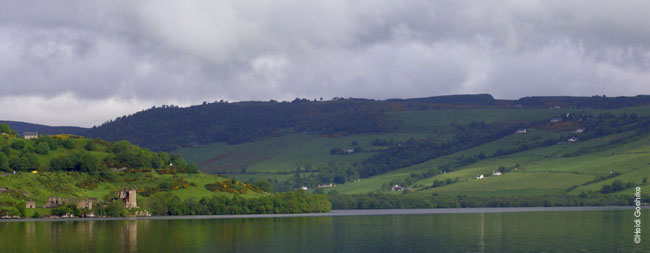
[2, 1, 650, 127]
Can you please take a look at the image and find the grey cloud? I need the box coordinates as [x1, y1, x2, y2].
[2, 0, 650, 126]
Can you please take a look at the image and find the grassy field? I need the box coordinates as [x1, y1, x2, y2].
[391, 108, 575, 131]
[176, 132, 446, 174]
[402, 132, 648, 197]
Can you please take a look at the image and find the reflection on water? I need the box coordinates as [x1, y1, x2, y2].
[126, 220, 137, 252]
[0, 210, 648, 252]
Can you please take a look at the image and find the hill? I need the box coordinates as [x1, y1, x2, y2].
[175, 104, 650, 203]
[0, 124, 330, 218]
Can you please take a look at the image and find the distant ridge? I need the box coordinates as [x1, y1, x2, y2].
[0, 120, 88, 136]
[388, 94, 497, 105]
[4, 94, 650, 151]
[84, 94, 650, 151]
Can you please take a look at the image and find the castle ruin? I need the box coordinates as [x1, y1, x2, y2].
[76, 200, 93, 210]
[118, 188, 137, 208]
[42, 197, 65, 208]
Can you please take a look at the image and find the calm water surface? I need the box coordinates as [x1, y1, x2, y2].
[1, 208, 648, 252]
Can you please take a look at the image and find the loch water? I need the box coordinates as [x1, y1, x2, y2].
[1, 208, 648, 252]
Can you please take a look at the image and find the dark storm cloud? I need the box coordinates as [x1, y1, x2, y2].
[2, 0, 650, 126]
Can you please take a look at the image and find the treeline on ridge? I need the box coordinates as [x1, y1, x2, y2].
[82, 94, 650, 151]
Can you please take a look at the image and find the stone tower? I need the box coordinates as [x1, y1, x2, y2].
[126, 188, 137, 208]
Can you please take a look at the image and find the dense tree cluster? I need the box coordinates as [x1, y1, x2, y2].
[0, 125, 198, 174]
[146, 191, 330, 215]
[0, 123, 17, 136]
[599, 180, 638, 194]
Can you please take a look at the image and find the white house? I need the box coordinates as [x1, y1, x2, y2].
[23, 132, 38, 139]
[550, 118, 562, 123]
[476, 174, 484, 180]
[568, 137, 578, 143]
[391, 185, 404, 191]
[575, 128, 585, 134]
[515, 129, 527, 134]
[492, 171, 502, 176]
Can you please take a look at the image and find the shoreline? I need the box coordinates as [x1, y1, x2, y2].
[1, 206, 648, 223]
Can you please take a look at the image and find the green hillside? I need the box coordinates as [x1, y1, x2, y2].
[176, 106, 650, 202]
[0, 124, 329, 218]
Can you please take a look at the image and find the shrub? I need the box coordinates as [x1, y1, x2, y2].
[76, 180, 98, 189]
[62, 139, 75, 149]
[84, 140, 95, 151]
[105, 200, 126, 217]
[11, 141, 25, 150]
[35, 142, 50, 154]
